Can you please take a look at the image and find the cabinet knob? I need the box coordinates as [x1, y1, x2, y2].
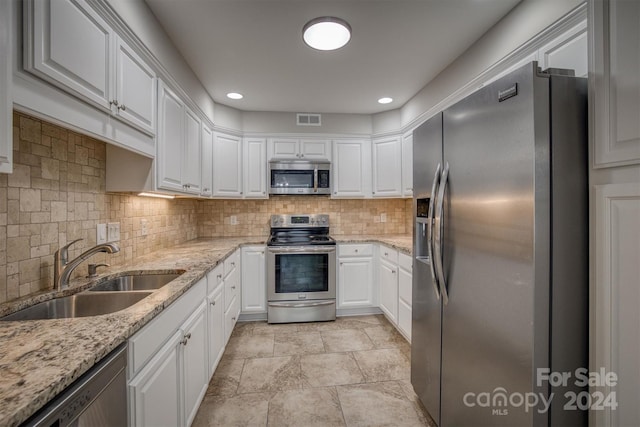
[231, 262, 235, 267]
[340, 262, 343, 266]
[354, 249, 358, 253]
[210, 301, 216, 306]
[110, 99, 119, 107]
[217, 274, 222, 279]
[300, 154, 304, 158]
[231, 285, 236, 289]
[119, 104, 126, 111]
[232, 316, 236, 321]
[392, 270, 396, 274]
[384, 252, 388, 256]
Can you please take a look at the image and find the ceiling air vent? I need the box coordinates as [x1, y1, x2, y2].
[296, 113, 322, 126]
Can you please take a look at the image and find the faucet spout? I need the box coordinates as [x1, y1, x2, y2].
[54, 242, 120, 290]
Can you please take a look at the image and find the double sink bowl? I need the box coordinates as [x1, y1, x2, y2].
[1, 272, 183, 321]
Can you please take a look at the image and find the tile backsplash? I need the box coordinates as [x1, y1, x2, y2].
[0, 112, 412, 304]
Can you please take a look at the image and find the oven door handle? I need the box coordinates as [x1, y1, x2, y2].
[267, 246, 336, 254]
[268, 301, 335, 308]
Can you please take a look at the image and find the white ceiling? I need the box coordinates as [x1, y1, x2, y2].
[144, 0, 521, 114]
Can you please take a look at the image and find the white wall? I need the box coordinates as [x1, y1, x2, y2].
[372, 109, 401, 135]
[401, 0, 584, 128]
[106, 0, 215, 123]
[214, 103, 243, 132]
[241, 111, 372, 135]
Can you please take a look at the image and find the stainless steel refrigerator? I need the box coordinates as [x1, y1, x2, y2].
[411, 62, 588, 427]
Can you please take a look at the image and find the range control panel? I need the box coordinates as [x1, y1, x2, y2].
[270, 214, 329, 228]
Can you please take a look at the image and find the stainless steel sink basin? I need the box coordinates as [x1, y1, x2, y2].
[89, 273, 182, 292]
[0, 291, 152, 321]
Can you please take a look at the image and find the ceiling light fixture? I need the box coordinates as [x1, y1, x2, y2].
[378, 97, 393, 104]
[303, 17, 351, 51]
[227, 92, 243, 100]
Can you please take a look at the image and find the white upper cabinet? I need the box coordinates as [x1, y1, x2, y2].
[243, 138, 268, 198]
[401, 132, 413, 198]
[0, 0, 12, 174]
[114, 37, 157, 135]
[372, 136, 402, 197]
[157, 82, 184, 192]
[332, 139, 371, 198]
[200, 123, 213, 197]
[24, 0, 157, 136]
[213, 133, 243, 197]
[592, 0, 640, 167]
[268, 138, 331, 160]
[182, 107, 201, 195]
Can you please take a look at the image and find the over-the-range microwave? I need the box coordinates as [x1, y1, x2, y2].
[268, 159, 331, 195]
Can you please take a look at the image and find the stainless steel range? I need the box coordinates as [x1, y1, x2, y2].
[267, 214, 336, 323]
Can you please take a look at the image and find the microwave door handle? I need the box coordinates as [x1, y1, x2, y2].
[427, 163, 441, 300]
[313, 167, 318, 193]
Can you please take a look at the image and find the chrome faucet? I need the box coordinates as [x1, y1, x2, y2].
[54, 239, 120, 290]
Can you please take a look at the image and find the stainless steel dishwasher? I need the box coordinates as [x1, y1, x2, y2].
[23, 343, 127, 427]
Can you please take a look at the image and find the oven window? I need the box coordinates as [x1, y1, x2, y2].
[275, 253, 329, 293]
[271, 170, 314, 188]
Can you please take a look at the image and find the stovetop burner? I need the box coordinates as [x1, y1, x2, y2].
[267, 214, 335, 247]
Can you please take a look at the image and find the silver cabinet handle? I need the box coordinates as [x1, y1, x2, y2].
[434, 162, 449, 305]
[180, 332, 191, 345]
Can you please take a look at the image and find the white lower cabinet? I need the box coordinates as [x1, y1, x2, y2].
[378, 259, 398, 323]
[223, 250, 241, 340]
[128, 278, 208, 427]
[337, 244, 374, 308]
[241, 246, 267, 315]
[397, 253, 413, 341]
[206, 264, 225, 377]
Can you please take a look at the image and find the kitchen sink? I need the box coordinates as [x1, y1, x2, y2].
[89, 272, 183, 292]
[0, 291, 152, 321]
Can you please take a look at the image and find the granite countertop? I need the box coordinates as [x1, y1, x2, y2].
[0, 234, 411, 426]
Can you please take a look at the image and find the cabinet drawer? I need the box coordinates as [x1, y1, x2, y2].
[128, 278, 206, 377]
[339, 244, 373, 257]
[398, 252, 412, 272]
[223, 251, 239, 277]
[379, 245, 398, 264]
[207, 263, 224, 294]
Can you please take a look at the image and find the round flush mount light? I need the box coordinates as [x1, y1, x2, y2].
[378, 97, 393, 104]
[303, 17, 351, 51]
[226, 92, 243, 100]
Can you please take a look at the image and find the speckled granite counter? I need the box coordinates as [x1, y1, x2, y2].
[335, 234, 412, 255]
[0, 234, 412, 426]
[0, 237, 264, 427]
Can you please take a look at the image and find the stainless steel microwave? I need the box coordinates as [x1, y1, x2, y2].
[268, 160, 331, 195]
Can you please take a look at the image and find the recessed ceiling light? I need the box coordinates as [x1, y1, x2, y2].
[303, 17, 351, 51]
[378, 97, 393, 104]
[227, 92, 243, 100]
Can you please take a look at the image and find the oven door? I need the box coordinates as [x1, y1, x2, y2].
[267, 246, 336, 301]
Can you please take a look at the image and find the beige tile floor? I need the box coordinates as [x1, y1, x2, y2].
[193, 315, 436, 427]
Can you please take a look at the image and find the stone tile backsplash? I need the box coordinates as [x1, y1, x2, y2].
[0, 112, 412, 304]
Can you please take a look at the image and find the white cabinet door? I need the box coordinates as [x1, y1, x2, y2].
[332, 139, 371, 198]
[207, 284, 224, 377]
[0, 0, 12, 174]
[378, 259, 398, 324]
[224, 294, 240, 342]
[182, 107, 201, 194]
[538, 20, 587, 78]
[397, 266, 412, 340]
[243, 138, 267, 198]
[200, 123, 213, 197]
[114, 37, 156, 135]
[213, 133, 243, 197]
[592, 0, 640, 167]
[27, 0, 113, 111]
[300, 139, 331, 160]
[338, 257, 374, 308]
[129, 331, 182, 427]
[157, 82, 184, 192]
[270, 138, 299, 159]
[372, 136, 402, 197]
[241, 246, 267, 313]
[182, 301, 208, 427]
[401, 132, 413, 197]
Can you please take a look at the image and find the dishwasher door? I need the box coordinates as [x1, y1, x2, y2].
[25, 343, 127, 427]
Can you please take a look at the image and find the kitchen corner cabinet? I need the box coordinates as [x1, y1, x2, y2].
[372, 136, 402, 197]
[241, 246, 267, 314]
[0, 0, 12, 174]
[337, 244, 375, 308]
[157, 81, 201, 195]
[200, 123, 214, 197]
[213, 133, 243, 197]
[332, 139, 371, 198]
[128, 278, 208, 427]
[401, 132, 413, 198]
[24, 0, 157, 136]
[378, 246, 399, 323]
[268, 138, 331, 161]
[243, 138, 268, 198]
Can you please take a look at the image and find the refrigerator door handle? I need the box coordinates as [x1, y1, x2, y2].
[434, 162, 449, 305]
[427, 163, 442, 300]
